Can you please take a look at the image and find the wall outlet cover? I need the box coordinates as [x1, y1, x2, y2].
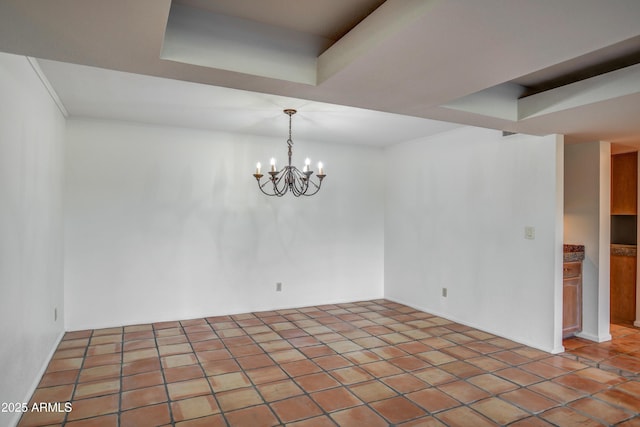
[524, 226, 535, 240]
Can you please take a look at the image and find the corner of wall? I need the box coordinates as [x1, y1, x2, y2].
[0, 52, 66, 426]
[553, 134, 565, 353]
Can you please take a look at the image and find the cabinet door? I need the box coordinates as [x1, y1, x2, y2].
[563, 262, 581, 278]
[610, 254, 637, 324]
[563, 277, 582, 337]
[611, 152, 637, 215]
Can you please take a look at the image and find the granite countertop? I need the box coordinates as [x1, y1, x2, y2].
[564, 244, 585, 262]
[611, 244, 637, 257]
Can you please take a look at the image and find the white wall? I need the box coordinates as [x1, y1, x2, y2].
[564, 142, 611, 342]
[384, 128, 564, 353]
[64, 119, 385, 330]
[0, 53, 66, 426]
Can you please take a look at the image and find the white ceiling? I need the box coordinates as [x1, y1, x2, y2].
[172, 0, 385, 40]
[35, 59, 459, 146]
[2, 0, 640, 145]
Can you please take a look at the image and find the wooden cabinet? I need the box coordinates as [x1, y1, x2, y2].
[610, 248, 637, 325]
[611, 152, 637, 215]
[563, 261, 582, 338]
[610, 151, 638, 325]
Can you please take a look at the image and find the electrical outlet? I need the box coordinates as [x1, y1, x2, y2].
[442, 288, 447, 297]
[524, 226, 535, 240]
[276, 282, 282, 292]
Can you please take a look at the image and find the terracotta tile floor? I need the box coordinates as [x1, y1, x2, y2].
[18, 300, 640, 426]
[563, 323, 640, 379]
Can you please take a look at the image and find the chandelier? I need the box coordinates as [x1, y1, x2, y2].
[253, 109, 326, 197]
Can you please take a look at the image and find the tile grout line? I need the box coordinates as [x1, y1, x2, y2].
[117, 328, 124, 427]
[182, 318, 232, 427]
[72, 329, 94, 425]
[63, 328, 93, 426]
[154, 322, 178, 426]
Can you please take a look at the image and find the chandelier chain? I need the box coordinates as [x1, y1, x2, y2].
[285, 108, 295, 146]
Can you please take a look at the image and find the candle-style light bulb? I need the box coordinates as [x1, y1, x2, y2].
[256, 162, 261, 174]
[304, 158, 310, 172]
[270, 158, 276, 172]
[318, 161, 324, 175]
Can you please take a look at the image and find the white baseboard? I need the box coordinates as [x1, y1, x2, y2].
[550, 345, 565, 354]
[575, 331, 612, 343]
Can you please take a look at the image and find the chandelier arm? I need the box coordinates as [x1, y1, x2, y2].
[273, 170, 289, 196]
[290, 167, 309, 196]
[255, 170, 323, 197]
[257, 177, 280, 196]
[258, 186, 278, 197]
[300, 179, 322, 196]
[255, 169, 289, 196]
